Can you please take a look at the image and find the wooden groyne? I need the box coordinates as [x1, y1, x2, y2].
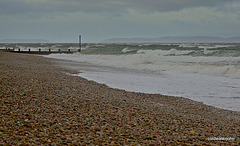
[3, 48, 80, 55]
[1, 35, 82, 55]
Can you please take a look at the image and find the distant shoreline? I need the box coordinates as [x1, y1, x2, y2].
[102, 36, 240, 43]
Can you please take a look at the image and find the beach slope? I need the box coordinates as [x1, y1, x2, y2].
[0, 51, 239, 145]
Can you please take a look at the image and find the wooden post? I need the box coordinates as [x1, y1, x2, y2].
[78, 35, 81, 52]
[28, 48, 31, 52]
[58, 49, 60, 52]
[18, 48, 21, 52]
[39, 48, 41, 52]
[49, 49, 51, 52]
[68, 49, 70, 52]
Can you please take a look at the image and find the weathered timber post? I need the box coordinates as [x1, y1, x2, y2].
[39, 48, 41, 52]
[28, 48, 31, 52]
[49, 49, 51, 52]
[68, 49, 70, 52]
[58, 49, 61, 52]
[18, 48, 21, 52]
[78, 35, 81, 52]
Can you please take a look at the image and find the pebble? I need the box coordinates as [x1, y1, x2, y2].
[190, 131, 196, 135]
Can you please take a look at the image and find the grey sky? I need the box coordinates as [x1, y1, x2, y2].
[1, 0, 240, 42]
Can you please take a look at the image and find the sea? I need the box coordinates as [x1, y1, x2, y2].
[1, 43, 240, 112]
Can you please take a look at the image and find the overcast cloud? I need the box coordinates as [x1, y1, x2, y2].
[0, 0, 235, 15]
[0, 0, 240, 42]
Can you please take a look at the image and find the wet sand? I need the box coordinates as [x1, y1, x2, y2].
[0, 51, 239, 145]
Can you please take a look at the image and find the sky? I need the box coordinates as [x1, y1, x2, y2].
[1, 0, 240, 42]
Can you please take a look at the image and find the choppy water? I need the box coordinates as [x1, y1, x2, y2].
[1, 43, 240, 111]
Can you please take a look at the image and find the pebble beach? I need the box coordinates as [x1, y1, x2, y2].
[0, 51, 239, 145]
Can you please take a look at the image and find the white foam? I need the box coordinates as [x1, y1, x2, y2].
[122, 47, 131, 53]
[136, 49, 194, 56]
[198, 44, 235, 49]
[46, 53, 240, 78]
